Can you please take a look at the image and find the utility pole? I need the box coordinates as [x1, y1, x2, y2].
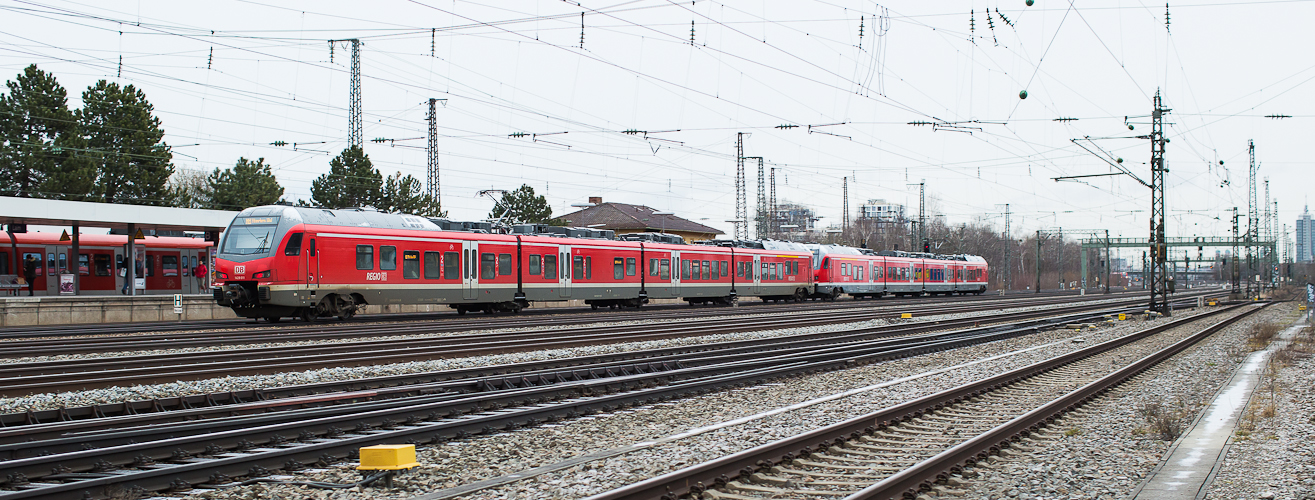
[427, 98, 440, 210]
[1247, 140, 1257, 299]
[1104, 229, 1111, 294]
[1035, 230, 1042, 294]
[843, 177, 849, 234]
[1232, 207, 1240, 294]
[769, 167, 777, 239]
[1148, 90, 1170, 314]
[752, 157, 766, 238]
[1057, 227, 1064, 289]
[1003, 203, 1011, 291]
[734, 133, 747, 240]
[329, 39, 363, 148]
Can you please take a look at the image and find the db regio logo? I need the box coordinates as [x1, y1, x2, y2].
[234, 265, 246, 275]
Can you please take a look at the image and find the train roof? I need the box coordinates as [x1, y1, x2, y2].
[238, 206, 443, 232]
[0, 232, 213, 248]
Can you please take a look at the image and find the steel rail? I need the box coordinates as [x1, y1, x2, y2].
[0, 291, 1155, 358]
[0, 301, 1203, 499]
[0, 292, 1201, 397]
[0, 289, 1115, 340]
[0, 293, 1214, 427]
[588, 302, 1263, 500]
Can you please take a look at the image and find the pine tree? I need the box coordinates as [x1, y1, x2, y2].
[488, 184, 552, 223]
[0, 64, 85, 198]
[310, 146, 381, 209]
[79, 80, 173, 205]
[207, 157, 285, 210]
[377, 171, 444, 216]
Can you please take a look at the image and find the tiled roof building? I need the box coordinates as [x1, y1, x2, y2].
[554, 197, 721, 242]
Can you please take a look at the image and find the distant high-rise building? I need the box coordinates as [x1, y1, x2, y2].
[1296, 206, 1313, 262]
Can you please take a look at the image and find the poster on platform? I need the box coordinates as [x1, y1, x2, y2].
[59, 274, 74, 295]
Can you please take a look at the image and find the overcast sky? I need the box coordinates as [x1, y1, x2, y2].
[3, 0, 1312, 259]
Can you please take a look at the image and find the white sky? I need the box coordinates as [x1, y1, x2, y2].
[2, 0, 1312, 258]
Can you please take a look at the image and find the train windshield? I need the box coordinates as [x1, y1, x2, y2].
[221, 216, 282, 255]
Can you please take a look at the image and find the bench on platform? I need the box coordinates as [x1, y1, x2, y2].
[0, 274, 24, 296]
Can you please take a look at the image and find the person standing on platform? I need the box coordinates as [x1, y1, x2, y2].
[194, 261, 208, 290]
[22, 254, 38, 296]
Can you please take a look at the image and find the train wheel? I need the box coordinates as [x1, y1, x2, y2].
[301, 309, 315, 323]
[265, 316, 282, 323]
[592, 304, 599, 310]
[456, 307, 467, 315]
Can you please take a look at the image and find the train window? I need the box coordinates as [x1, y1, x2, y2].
[94, 254, 111, 276]
[544, 254, 557, 279]
[614, 258, 624, 280]
[284, 233, 303, 256]
[79, 254, 89, 276]
[529, 255, 542, 275]
[720, 261, 727, 278]
[58, 253, 67, 274]
[357, 245, 374, 270]
[145, 255, 155, 277]
[649, 258, 659, 277]
[822, 259, 829, 270]
[424, 252, 441, 279]
[660, 259, 671, 280]
[585, 256, 592, 279]
[380, 246, 397, 271]
[703, 260, 711, 280]
[162, 255, 179, 276]
[626, 258, 636, 276]
[0, 252, 6, 274]
[443, 251, 459, 279]
[481, 253, 496, 279]
[791, 261, 798, 275]
[690, 260, 699, 280]
[841, 263, 848, 276]
[47, 253, 54, 273]
[498, 254, 513, 276]
[307, 239, 316, 256]
[681, 259, 690, 280]
[573, 255, 585, 280]
[403, 251, 421, 279]
[760, 263, 768, 280]
[858, 266, 865, 281]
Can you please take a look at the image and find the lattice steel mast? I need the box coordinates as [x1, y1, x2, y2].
[1247, 140, 1257, 299]
[756, 157, 767, 238]
[734, 133, 747, 240]
[427, 98, 440, 209]
[329, 39, 363, 148]
[1148, 90, 1170, 314]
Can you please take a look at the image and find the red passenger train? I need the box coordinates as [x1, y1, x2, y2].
[1, 232, 213, 295]
[212, 206, 988, 322]
[212, 206, 813, 321]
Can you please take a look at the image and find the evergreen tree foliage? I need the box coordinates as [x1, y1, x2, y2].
[207, 157, 285, 210]
[488, 184, 552, 223]
[310, 146, 381, 209]
[377, 171, 444, 217]
[79, 80, 173, 205]
[0, 64, 88, 199]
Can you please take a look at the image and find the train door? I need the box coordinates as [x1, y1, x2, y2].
[44, 245, 58, 295]
[669, 250, 680, 294]
[463, 240, 478, 300]
[751, 255, 762, 295]
[558, 245, 572, 298]
[305, 235, 319, 291]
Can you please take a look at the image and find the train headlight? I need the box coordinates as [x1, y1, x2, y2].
[253, 270, 271, 279]
[217, 271, 229, 279]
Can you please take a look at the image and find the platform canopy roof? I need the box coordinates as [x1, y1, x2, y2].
[0, 196, 238, 232]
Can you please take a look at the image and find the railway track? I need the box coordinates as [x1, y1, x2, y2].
[0, 297, 1213, 499]
[0, 292, 1218, 427]
[0, 289, 1133, 341]
[0, 291, 1207, 399]
[591, 302, 1267, 500]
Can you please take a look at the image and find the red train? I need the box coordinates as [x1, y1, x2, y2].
[1, 232, 213, 295]
[212, 206, 987, 321]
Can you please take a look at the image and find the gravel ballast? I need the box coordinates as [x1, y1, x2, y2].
[187, 304, 1226, 500]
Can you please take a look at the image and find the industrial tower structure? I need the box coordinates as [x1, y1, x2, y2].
[427, 98, 441, 209]
[734, 133, 747, 240]
[1148, 90, 1170, 314]
[755, 157, 767, 238]
[1247, 140, 1258, 299]
[329, 39, 363, 148]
